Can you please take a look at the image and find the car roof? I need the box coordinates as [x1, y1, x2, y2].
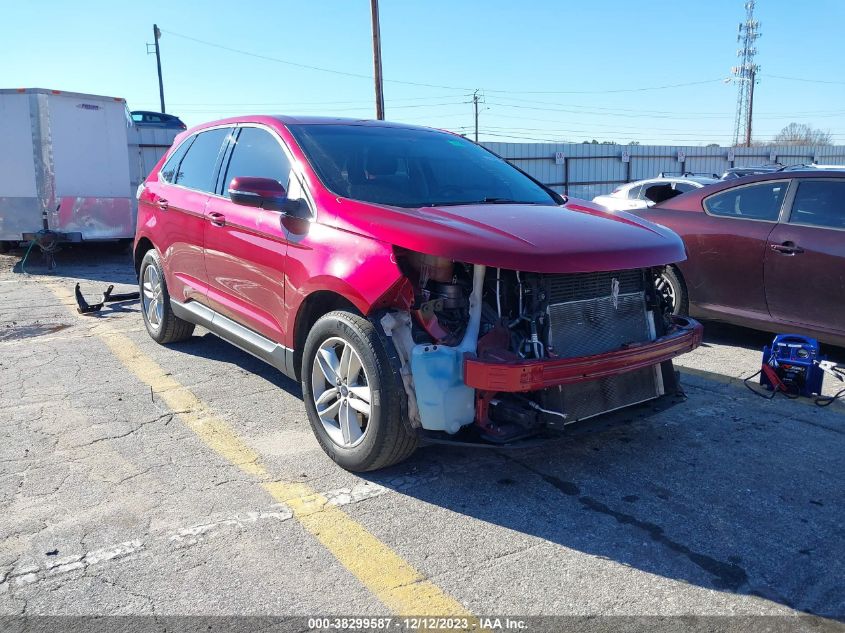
[725, 165, 780, 172]
[182, 115, 446, 137]
[700, 169, 845, 190]
[270, 115, 433, 128]
[625, 176, 716, 187]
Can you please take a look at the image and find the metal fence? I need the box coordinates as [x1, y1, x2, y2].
[481, 142, 845, 200]
[127, 126, 180, 192]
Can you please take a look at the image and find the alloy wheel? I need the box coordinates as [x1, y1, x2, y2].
[655, 272, 677, 313]
[311, 337, 371, 448]
[142, 265, 164, 331]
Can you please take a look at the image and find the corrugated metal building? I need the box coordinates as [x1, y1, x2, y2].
[481, 142, 845, 200]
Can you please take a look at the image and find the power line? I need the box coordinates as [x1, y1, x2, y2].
[154, 102, 469, 115]
[466, 121, 845, 139]
[764, 74, 845, 85]
[484, 96, 845, 120]
[482, 78, 726, 95]
[160, 28, 473, 91]
[141, 94, 464, 107]
[160, 27, 727, 96]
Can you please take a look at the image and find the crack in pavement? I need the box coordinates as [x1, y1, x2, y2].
[506, 456, 751, 593]
[0, 480, 393, 595]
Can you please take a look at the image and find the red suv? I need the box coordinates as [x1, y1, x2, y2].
[134, 116, 702, 471]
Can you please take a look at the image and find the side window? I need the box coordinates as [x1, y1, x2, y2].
[626, 184, 643, 200]
[160, 136, 195, 184]
[223, 127, 292, 197]
[643, 183, 676, 204]
[674, 182, 696, 193]
[704, 181, 788, 221]
[174, 128, 230, 192]
[789, 180, 845, 229]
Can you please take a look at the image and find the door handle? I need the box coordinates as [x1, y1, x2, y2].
[770, 241, 804, 255]
[155, 198, 169, 211]
[208, 212, 226, 227]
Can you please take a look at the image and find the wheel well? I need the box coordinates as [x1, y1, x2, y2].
[292, 291, 358, 380]
[134, 238, 154, 278]
[667, 263, 687, 290]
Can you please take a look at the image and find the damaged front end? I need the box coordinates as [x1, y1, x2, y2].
[381, 248, 703, 445]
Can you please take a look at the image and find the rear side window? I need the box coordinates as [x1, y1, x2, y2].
[704, 181, 788, 221]
[160, 136, 195, 184]
[674, 182, 697, 193]
[626, 184, 643, 199]
[175, 128, 230, 192]
[789, 180, 845, 229]
[223, 127, 292, 196]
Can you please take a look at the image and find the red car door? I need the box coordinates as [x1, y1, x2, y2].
[202, 125, 293, 345]
[146, 127, 230, 303]
[658, 179, 789, 320]
[764, 177, 845, 337]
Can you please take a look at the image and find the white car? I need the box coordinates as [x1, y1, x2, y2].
[592, 175, 718, 211]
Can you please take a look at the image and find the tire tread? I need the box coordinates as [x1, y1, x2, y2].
[140, 249, 195, 344]
[303, 310, 417, 471]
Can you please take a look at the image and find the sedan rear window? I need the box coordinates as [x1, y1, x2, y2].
[287, 124, 558, 208]
[704, 181, 788, 221]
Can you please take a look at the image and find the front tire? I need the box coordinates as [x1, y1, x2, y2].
[656, 265, 688, 316]
[139, 249, 195, 344]
[301, 311, 417, 472]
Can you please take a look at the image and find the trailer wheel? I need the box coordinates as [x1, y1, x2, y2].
[301, 311, 417, 472]
[139, 249, 194, 344]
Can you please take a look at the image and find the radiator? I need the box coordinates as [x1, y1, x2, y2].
[542, 269, 663, 421]
[545, 270, 652, 359]
[541, 365, 664, 423]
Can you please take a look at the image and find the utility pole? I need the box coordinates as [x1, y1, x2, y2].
[731, 1, 761, 147]
[472, 89, 481, 142]
[370, 0, 385, 120]
[746, 67, 755, 147]
[146, 24, 166, 113]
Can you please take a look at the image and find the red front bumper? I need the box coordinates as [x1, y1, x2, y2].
[464, 316, 703, 393]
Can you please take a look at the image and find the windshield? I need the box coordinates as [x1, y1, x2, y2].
[287, 124, 558, 208]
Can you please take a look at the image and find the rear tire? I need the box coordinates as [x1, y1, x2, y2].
[301, 311, 418, 472]
[139, 249, 195, 344]
[657, 265, 688, 316]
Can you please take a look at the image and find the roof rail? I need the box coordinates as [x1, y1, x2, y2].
[658, 171, 718, 178]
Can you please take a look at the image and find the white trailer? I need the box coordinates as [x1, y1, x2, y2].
[0, 88, 136, 246]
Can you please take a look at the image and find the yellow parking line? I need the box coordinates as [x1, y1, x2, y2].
[47, 283, 474, 618]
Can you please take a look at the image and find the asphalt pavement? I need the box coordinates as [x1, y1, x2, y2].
[1, 245, 843, 631]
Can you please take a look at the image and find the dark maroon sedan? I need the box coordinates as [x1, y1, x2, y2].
[635, 170, 845, 347]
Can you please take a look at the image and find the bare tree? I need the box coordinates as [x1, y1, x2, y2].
[773, 123, 833, 146]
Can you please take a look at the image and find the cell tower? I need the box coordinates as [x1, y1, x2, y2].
[731, 1, 761, 147]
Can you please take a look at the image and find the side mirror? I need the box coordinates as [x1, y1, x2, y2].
[228, 176, 307, 217]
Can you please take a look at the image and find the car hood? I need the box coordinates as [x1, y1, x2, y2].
[331, 197, 686, 274]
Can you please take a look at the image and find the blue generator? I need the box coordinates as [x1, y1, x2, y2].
[761, 334, 825, 397]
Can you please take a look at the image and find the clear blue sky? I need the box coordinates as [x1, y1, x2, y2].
[4, 0, 844, 145]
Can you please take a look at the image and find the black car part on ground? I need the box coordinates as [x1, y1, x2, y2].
[74, 283, 140, 314]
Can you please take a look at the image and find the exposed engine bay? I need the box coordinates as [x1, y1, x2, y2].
[381, 248, 690, 444]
